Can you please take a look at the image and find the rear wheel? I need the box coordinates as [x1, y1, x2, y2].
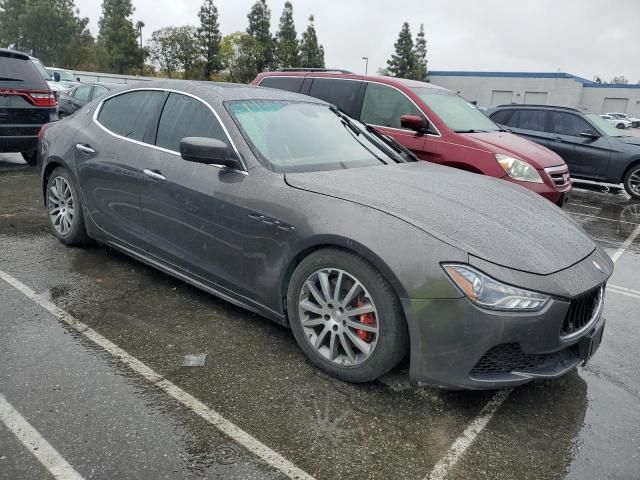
[287, 248, 408, 383]
[21, 150, 37, 166]
[46, 167, 90, 246]
[58, 111, 67, 119]
[623, 165, 640, 199]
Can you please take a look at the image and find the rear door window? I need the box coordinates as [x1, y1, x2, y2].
[517, 110, 547, 132]
[490, 109, 514, 125]
[552, 112, 591, 137]
[308, 78, 362, 118]
[360, 83, 423, 130]
[97, 90, 165, 142]
[155, 93, 228, 152]
[259, 76, 304, 93]
[91, 85, 109, 100]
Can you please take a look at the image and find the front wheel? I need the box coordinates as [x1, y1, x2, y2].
[287, 248, 409, 383]
[623, 165, 640, 199]
[46, 167, 90, 246]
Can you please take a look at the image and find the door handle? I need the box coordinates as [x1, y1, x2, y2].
[552, 137, 564, 143]
[143, 169, 166, 181]
[75, 143, 95, 154]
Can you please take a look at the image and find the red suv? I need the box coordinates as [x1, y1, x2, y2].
[252, 70, 571, 206]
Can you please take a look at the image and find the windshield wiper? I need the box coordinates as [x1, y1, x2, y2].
[329, 106, 388, 165]
[0, 77, 23, 82]
[454, 129, 490, 133]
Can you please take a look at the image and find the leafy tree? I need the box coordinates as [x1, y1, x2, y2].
[98, 0, 143, 74]
[147, 26, 200, 79]
[413, 24, 428, 81]
[220, 32, 260, 83]
[247, 0, 274, 72]
[275, 1, 299, 68]
[0, 0, 94, 69]
[611, 75, 628, 84]
[198, 0, 221, 79]
[386, 22, 415, 79]
[299, 15, 324, 68]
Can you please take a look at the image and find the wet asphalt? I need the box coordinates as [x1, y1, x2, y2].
[0, 152, 639, 480]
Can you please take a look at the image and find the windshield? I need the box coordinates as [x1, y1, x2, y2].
[586, 113, 625, 137]
[227, 100, 404, 173]
[411, 88, 500, 133]
[31, 58, 51, 81]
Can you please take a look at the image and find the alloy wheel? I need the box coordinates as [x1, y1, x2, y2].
[629, 168, 640, 196]
[298, 268, 380, 367]
[48, 176, 75, 236]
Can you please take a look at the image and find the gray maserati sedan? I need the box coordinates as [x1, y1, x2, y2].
[37, 81, 613, 389]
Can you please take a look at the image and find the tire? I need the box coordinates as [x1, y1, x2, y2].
[287, 248, 409, 383]
[623, 164, 640, 199]
[58, 111, 66, 119]
[21, 150, 37, 166]
[45, 167, 90, 246]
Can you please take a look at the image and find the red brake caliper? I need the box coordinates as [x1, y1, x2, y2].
[356, 296, 375, 342]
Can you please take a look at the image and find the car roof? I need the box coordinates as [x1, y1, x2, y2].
[490, 104, 593, 114]
[111, 79, 329, 106]
[0, 48, 30, 60]
[257, 70, 447, 92]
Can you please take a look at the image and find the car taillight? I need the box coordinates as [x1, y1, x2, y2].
[0, 88, 57, 107]
[27, 91, 57, 107]
[38, 124, 48, 139]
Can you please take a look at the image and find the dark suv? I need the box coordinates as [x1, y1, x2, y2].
[0, 49, 57, 165]
[488, 105, 640, 199]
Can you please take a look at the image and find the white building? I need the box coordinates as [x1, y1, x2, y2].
[428, 71, 640, 116]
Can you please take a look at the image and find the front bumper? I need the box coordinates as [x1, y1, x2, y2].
[402, 249, 611, 390]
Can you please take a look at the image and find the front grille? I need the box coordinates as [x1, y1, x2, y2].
[545, 165, 572, 192]
[561, 286, 603, 337]
[470, 343, 578, 377]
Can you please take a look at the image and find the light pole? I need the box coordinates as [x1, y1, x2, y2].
[362, 57, 368, 75]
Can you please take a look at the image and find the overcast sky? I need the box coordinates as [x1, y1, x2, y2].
[75, 0, 639, 82]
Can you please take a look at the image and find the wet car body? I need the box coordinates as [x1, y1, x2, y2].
[38, 81, 612, 389]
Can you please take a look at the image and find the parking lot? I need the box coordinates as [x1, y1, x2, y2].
[0, 152, 639, 480]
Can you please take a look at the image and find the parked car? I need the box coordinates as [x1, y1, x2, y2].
[47, 67, 81, 90]
[600, 114, 628, 129]
[0, 48, 57, 165]
[57, 83, 118, 117]
[488, 105, 640, 198]
[607, 112, 639, 128]
[38, 80, 612, 389]
[28, 56, 66, 97]
[252, 70, 572, 207]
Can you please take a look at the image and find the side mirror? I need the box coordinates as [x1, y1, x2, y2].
[180, 137, 243, 170]
[76, 77, 81, 82]
[580, 130, 600, 139]
[400, 114, 429, 133]
[53, 72, 61, 82]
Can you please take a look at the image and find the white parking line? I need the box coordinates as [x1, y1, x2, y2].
[569, 211, 639, 226]
[424, 224, 640, 480]
[0, 269, 315, 480]
[608, 284, 640, 301]
[0, 394, 84, 480]
[567, 202, 601, 210]
[611, 224, 640, 262]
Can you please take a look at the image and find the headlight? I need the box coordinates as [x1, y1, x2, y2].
[496, 154, 543, 183]
[442, 264, 550, 311]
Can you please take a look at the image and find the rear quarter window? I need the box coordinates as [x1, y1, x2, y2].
[259, 77, 304, 93]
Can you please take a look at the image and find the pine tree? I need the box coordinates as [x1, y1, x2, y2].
[198, 0, 221, 79]
[413, 24, 428, 81]
[299, 15, 324, 68]
[386, 22, 415, 79]
[98, 0, 142, 74]
[275, 1, 299, 68]
[247, 0, 274, 72]
[0, 0, 95, 68]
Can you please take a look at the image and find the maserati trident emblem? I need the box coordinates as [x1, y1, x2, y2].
[593, 260, 605, 273]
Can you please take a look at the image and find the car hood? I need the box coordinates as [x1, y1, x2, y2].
[285, 162, 595, 275]
[463, 131, 565, 169]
